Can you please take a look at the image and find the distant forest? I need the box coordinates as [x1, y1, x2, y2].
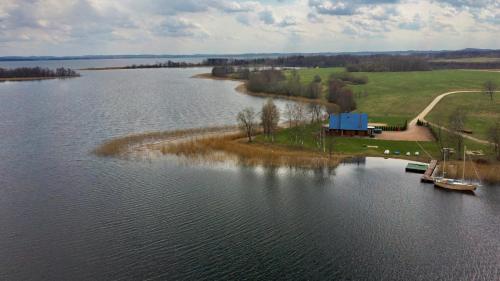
[0, 67, 80, 78]
[118, 49, 500, 72]
[205, 51, 500, 71]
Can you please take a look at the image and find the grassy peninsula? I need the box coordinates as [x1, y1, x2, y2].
[183, 63, 500, 182]
[94, 53, 500, 183]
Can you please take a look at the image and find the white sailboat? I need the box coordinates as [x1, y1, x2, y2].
[434, 146, 478, 192]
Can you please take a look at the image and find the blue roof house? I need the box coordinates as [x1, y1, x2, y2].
[328, 113, 370, 136]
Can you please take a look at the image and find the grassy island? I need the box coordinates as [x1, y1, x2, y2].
[0, 67, 80, 81]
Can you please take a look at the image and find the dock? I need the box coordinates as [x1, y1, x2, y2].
[406, 163, 428, 173]
[421, 160, 437, 183]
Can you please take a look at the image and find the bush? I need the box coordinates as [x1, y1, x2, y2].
[247, 69, 287, 94]
[212, 65, 235, 77]
[330, 72, 368, 85]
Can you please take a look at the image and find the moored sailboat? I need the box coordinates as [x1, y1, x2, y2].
[434, 146, 478, 192]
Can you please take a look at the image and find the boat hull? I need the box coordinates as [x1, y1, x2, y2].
[434, 180, 477, 191]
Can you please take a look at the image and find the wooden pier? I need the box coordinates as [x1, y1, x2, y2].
[421, 160, 437, 183]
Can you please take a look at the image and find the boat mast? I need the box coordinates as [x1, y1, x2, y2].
[443, 148, 446, 178]
[463, 145, 466, 181]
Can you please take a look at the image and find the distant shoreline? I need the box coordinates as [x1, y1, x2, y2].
[0, 77, 57, 82]
[79, 65, 205, 71]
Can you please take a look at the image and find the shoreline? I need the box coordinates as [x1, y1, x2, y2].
[94, 126, 346, 168]
[193, 73, 334, 106]
[80, 65, 208, 71]
[94, 126, 500, 183]
[0, 77, 58, 82]
[94, 126, 425, 167]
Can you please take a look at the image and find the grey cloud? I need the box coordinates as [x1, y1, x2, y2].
[369, 6, 399, 21]
[309, 0, 401, 16]
[277, 16, 297, 27]
[236, 14, 251, 26]
[433, 0, 499, 25]
[213, 1, 259, 13]
[398, 14, 425, 30]
[155, 18, 201, 37]
[307, 12, 324, 23]
[433, 0, 497, 8]
[259, 10, 276, 24]
[144, 0, 260, 15]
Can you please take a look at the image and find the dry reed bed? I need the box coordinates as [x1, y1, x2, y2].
[93, 126, 237, 157]
[437, 161, 500, 185]
[161, 133, 344, 168]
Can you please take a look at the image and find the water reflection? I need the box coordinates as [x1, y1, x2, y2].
[1, 66, 499, 280]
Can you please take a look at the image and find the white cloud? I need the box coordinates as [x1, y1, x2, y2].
[0, 0, 498, 55]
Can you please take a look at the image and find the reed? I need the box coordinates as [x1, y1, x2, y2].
[93, 126, 237, 157]
[437, 160, 500, 184]
[161, 133, 344, 168]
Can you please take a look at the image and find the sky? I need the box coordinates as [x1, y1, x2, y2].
[0, 0, 499, 56]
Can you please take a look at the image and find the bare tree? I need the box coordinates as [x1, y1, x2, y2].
[261, 99, 280, 141]
[308, 103, 323, 123]
[284, 103, 294, 128]
[292, 103, 307, 145]
[484, 80, 497, 101]
[237, 107, 258, 142]
[292, 103, 306, 127]
[488, 121, 500, 160]
[449, 109, 467, 159]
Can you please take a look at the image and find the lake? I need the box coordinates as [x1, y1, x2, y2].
[0, 65, 499, 280]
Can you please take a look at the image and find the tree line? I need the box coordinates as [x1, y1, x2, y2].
[429, 61, 500, 70]
[221, 67, 365, 113]
[123, 49, 500, 71]
[0, 67, 80, 78]
[125, 60, 204, 69]
[346, 56, 431, 72]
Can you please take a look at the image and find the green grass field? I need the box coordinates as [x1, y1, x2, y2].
[291, 68, 500, 126]
[256, 123, 441, 160]
[271, 67, 500, 157]
[426, 92, 500, 140]
[255, 122, 493, 161]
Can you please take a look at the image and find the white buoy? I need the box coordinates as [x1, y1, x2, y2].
[415, 151, 420, 156]
[406, 152, 411, 156]
[384, 150, 390, 155]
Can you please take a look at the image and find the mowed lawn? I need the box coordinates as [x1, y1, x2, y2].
[294, 68, 500, 125]
[255, 121, 492, 160]
[426, 92, 500, 140]
[255, 122, 442, 160]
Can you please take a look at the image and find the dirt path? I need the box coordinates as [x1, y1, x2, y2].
[375, 125, 435, 141]
[417, 90, 500, 144]
[410, 90, 481, 126]
[377, 89, 500, 142]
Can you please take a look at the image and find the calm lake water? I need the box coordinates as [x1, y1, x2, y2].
[0, 66, 499, 280]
